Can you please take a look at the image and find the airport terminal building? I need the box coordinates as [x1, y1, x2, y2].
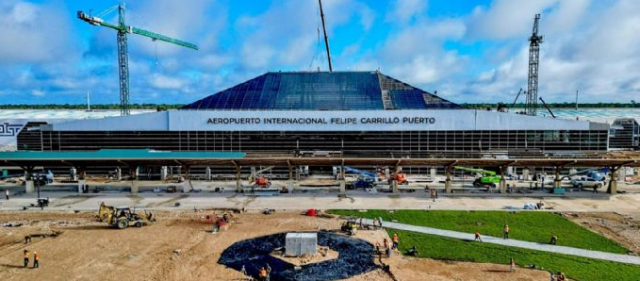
[17, 71, 610, 157]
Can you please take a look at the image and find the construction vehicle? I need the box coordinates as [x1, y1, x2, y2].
[454, 166, 502, 188]
[254, 176, 271, 188]
[389, 173, 409, 185]
[342, 166, 377, 189]
[97, 202, 155, 229]
[341, 219, 358, 236]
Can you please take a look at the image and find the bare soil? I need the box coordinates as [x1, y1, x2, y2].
[0, 210, 558, 281]
[565, 212, 640, 255]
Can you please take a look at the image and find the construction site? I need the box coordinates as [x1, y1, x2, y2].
[1, 1, 640, 281]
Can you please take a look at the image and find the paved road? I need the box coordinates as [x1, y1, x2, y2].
[361, 218, 640, 266]
[1, 190, 640, 214]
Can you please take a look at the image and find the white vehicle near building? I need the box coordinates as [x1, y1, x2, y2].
[570, 177, 605, 189]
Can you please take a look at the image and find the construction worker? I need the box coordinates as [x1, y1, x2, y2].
[375, 242, 381, 255]
[258, 267, 268, 281]
[550, 235, 558, 245]
[266, 263, 272, 281]
[503, 224, 510, 239]
[509, 257, 516, 272]
[384, 238, 392, 257]
[474, 231, 482, 242]
[392, 234, 399, 249]
[33, 251, 39, 268]
[23, 250, 29, 267]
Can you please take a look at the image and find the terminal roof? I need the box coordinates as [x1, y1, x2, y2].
[182, 71, 461, 111]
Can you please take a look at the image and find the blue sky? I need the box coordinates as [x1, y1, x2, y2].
[1, 0, 639, 104]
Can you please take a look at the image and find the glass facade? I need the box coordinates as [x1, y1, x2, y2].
[18, 129, 609, 155]
[182, 71, 460, 110]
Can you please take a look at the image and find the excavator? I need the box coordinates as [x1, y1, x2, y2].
[97, 202, 155, 229]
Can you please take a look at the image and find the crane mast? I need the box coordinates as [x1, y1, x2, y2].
[526, 14, 543, 116]
[78, 4, 198, 116]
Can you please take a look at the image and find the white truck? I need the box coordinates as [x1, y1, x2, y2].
[570, 177, 605, 189]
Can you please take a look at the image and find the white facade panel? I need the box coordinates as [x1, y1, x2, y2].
[50, 109, 597, 132]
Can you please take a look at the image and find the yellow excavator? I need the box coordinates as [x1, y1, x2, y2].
[97, 202, 155, 229]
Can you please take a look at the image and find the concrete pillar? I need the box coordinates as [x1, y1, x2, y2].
[116, 167, 122, 181]
[339, 180, 346, 196]
[70, 167, 77, 181]
[391, 180, 399, 194]
[236, 167, 242, 193]
[25, 180, 35, 194]
[289, 165, 295, 194]
[161, 166, 168, 181]
[554, 166, 561, 189]
[384, 167, 390, 179]
[77, 180, 86, 194]
[523, 168, 530, 181]
[445, 166, 452, 194]
[205, 167, 211, 181]
[430, 168, 437, 181]
[607, 167, 618, 195]
[131, 181, 139, 194]
[499, 166, 507, 193]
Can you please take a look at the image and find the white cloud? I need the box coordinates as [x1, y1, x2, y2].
[31, 90, 45, 97]
[466, 0, 558, 40]
[0, 0, 75, 64]
[386, 0, 427, 24]
[149, 74, 186, 89]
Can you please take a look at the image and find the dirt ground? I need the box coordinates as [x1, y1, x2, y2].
[566, 212, 640, 255]
[0, 210, 559, 281]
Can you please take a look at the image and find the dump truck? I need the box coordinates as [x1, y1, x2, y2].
[454, 166, 502, 188]
[97, 202, 155, 229]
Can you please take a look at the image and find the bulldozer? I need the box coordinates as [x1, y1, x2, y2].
[97, 202, 155, 229]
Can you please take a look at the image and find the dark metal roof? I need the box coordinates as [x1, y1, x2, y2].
[182, 71, 461, 110]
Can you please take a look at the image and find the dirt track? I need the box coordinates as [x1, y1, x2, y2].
[566, 212, 640, 255]
[0, 211, 559, 281]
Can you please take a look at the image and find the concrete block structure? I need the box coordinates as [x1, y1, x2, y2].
[285, 232, 317, 257]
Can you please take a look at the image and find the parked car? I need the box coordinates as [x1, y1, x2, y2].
[570, 177, 605, 189]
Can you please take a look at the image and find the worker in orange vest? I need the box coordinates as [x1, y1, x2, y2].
[258, 266, 268, 281]
[33, 251, 39, 268]
[23, 250, 29, 267]
[392, 234, 399, 249]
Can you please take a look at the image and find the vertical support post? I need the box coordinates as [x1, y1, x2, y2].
[339, 164, 346, 197]
[499, 166, 507, 193]
[130, 166, 139, 193]
[445, 165, 452, 194]
[523, 168, 530, 181]
[24, 168, 35, 194]
[205, 167, 211, 181]
[236, 166, 242, 193]
[392, 165, 400, 194]
[607, 166, 618, 195]
[288, 163, 294, 194]
[116, 167, 122, 181]
[77, 167, 86, 194]
[554, 166, 561, 189]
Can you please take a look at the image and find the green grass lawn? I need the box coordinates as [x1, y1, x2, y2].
[392, 230, 640, 281]
[330, 210, 628, 254]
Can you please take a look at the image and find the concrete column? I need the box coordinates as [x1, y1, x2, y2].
[70, 167, 77, 181]
[131, 180, 139, 193]
[236, 166, 242, 193]
[445, 166, 452, 194]
[116, 167, 122, 181]
[499, 166, 507, 193]
[205, 167, 211, 181]
[554, 166, 561, 189]
[25, 180, 35, 194]
[339, 180, 346, 196]
[391, 180, 399, 194]
[607, 167, 618, 195]
[523, 168, 530, 181]
[430, 168, 437, 181]
[288, 165, 295, 194]
[77, 180, 86, 194]
[161, 166, 168, 181]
